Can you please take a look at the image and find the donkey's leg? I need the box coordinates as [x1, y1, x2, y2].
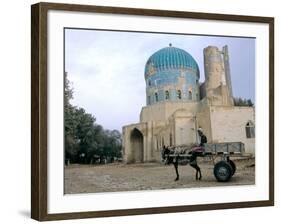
[190, 164, 199, 180]
[190, 153, 202, 180]
[196, 165, 202, 180]
[189, 154, 199, 180]
[194, 164, 202, 180]
[173, 160, 179, 181]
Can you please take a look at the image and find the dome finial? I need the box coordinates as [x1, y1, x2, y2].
[169, 43, 172, 47]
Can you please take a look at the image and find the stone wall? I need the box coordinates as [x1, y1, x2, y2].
[140, 101, 199, 122]
[123, 103, 255, 164]
[209, 106, 255, 154]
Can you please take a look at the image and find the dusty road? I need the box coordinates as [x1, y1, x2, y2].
[64, 158, 255, 194]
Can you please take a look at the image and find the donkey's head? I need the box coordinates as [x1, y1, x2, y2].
[161, 145, 171, 164]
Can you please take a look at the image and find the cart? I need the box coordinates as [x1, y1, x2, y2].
[164, 142, 250, 182]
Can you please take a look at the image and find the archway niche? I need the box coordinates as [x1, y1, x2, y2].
[130, 128, 144, 162]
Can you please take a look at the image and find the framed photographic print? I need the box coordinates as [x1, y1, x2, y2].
[31, 2, 274, 221]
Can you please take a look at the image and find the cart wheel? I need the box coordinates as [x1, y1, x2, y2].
[228, 159, 236, 176]
[214, 161, 233, 182]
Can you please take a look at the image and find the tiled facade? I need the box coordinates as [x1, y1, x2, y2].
[145, 45, 200, 105]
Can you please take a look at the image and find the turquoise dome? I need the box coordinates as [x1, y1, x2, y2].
[145, 44, 199, 78]
[144, 45, 201, 105]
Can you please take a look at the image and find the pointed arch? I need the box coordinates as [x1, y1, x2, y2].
[245, 120, 255, 138]
[188, 90, 192, 100]
[130, 128, 144, 162]
[177, 90, 182, 99]
[155, 92, 158, 102]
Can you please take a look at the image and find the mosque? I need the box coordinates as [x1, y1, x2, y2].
[122, 44, 255, 163]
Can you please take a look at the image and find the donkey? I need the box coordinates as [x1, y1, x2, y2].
[161, 145, 203, 181]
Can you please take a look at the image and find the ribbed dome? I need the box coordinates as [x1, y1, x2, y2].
[145, 45, 199, 77]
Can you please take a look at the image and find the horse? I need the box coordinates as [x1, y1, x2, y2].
[161, 145, 203, 181]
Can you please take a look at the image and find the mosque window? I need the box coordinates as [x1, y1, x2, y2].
[245, 121, 255, 138]
[165, 90, 170, 100]
[188, 90, 192, 100]
[148, 80, 151, 86]
[147, 96, 151, 105]
[169, 133, 173, 146]
[177, 90, 182, 99]
[155, 92, 158, 102]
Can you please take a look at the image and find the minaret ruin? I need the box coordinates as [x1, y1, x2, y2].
[203, 45, 234, 106]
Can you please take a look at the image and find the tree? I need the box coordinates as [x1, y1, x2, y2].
[75, 108, 96, 163]
[64, 72, 122, 164]
[247, 99, 254, 107]
[64, 72, 97, 163]
[233, 97, 254, 107]
[102, 130, 122, 160]
[64, 72, 79, 163]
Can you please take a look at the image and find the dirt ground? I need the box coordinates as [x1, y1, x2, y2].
[64, 158, 255, 194]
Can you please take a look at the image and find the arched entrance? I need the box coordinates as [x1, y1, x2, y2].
[130, 128, 144, 162]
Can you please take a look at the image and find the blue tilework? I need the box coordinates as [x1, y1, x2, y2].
[145, 46, 199, 78]
[144, 46, 201, 105]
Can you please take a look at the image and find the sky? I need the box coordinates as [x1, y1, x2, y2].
[65, 28, 255, 132]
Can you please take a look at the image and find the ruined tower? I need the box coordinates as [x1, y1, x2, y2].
[222, 45, 233, 98]
[203, 45, 234, 106]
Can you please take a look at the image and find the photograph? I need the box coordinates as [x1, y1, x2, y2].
[63, 28, 256, 194]
[30, 2, 274, 220]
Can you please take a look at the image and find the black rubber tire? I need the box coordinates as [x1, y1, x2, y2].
[228, 159, 236, 176]
[214, 161, 233, 182]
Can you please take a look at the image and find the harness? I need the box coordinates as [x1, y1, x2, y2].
[163, 145, 205, 165]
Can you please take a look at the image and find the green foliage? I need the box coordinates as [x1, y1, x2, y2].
[233, 97, 254, 107]
[64, 72, 122, 164]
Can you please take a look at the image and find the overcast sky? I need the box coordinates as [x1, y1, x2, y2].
[65, 29, 255, 131]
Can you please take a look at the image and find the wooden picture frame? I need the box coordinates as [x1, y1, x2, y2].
[31, 2, 274, 221]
